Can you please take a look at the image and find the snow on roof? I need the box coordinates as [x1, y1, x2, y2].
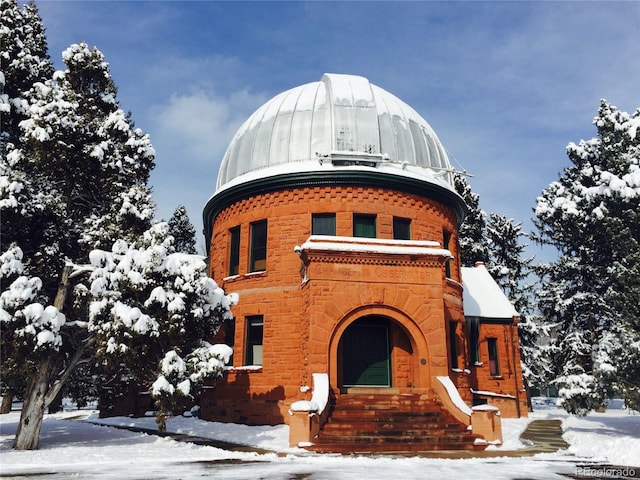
[300, 235, 452, 258]
[461, 263, 519, 319]
[210, 155, 455, 202]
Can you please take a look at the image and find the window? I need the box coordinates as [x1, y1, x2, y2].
[245, 315, 264, 366]
[353, 214, 376, 238]
[443, 229, 452, 278]
[228, 226, 240, 276]
[488, 338, 500, 376]
[467, 317, 480, 365]
[223, 318, 235, 366]
[393, 217, 411, 240]
[312, 213, 336, 236]
[449, 321, 459, 370]
[250, 220, 267, 272]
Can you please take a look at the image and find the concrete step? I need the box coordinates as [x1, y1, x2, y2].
[323, 422, 465, 435]
[311, 440, 484, 454]
[315, 433, 478, 443]
[328, 409, 445, 419]
[306, 393, 484, 454]
[334, 394, 435, 407]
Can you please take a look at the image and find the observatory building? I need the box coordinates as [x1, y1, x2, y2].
[201, 74, 526, 451]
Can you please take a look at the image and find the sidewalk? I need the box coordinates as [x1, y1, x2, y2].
[519, 419, 569, 453]
[86, 418, 570, 459]
[87, 421, 280, 455]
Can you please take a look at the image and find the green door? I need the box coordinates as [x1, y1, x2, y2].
[342, 320, 391, 387]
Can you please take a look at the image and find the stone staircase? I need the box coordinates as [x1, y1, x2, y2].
[306, 392, 485, 453]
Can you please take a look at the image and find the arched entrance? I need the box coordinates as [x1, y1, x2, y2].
[340, 317, 391, 387]
[329, 306, 431, 393]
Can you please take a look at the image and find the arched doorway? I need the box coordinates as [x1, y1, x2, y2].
[340, 316, 391, 387]
[330, 306, 430, 393]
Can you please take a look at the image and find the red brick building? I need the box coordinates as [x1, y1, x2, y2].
[201, 74, 526, 450]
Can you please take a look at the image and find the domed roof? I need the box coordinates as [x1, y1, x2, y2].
[216, 73, 455, 191]
[205, 74, 466, 242]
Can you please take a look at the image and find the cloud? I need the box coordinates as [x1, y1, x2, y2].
[148, 87, 265, 166]
[145, 85, 268, 243]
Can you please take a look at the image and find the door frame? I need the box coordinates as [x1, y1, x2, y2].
[340, 317, 391, 388]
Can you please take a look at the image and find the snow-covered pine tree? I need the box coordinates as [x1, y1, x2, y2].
[485, 214, 529, 299]
[1, 23, 159, 448]
[1, 14, 238, 447]
[0, 0, 53, 145]
[46, 42, 156, 253]
[168, 204, 197, 254]
[0, 0, 57, 282]
[87, 223, 236, 432]
[3, 40, 155, 294]
[0, 0, 55, 414]
[454, 172, 489, 266]
[62, 42, 156, 252]
[534, 100, 640, 414]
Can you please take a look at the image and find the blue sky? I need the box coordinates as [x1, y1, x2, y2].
[35, 1, 639, 256]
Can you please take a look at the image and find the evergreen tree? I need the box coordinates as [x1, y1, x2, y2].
[1, 9, 237, 448]
[485, 213, 550, 391]
[0, 0, 55, 413]
[168, 205, 197, 254]
[454, 172, 489, 266]
[454, 171, 549, 396]
[0, 20, 158, 447]
[2, 40, 156, 293]
[0, 0, 57, 276]
[534, 100, 640, 414]
[33, 42, 156, 256]
[485, 214, 534, 313]
[87, 223, 236, 431]
[0, 0, 54, 146]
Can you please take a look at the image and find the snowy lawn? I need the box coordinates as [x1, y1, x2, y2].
[1, 398, 639, 479]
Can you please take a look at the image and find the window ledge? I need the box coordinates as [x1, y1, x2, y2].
[225, 365, 263, 373]
[451, 368, 471, 374]
[471, 388, 515, 399]
[244, 270, 267, 278]
[223, 271, 268, 283]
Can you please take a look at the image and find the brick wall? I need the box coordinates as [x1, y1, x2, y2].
[203, 185, 466, 425]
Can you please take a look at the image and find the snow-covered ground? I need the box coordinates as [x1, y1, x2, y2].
[1, 398, 638, 480]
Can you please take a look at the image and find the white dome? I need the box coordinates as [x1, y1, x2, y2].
[216, 73, 454, 191]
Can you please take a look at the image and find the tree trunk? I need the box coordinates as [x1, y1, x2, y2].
[13, 266, 74, 450]
[525, 381, 534, 413]
[12, 335, 93, 450]
[13, 359, 53, 450]
[1, 393, 14, 414]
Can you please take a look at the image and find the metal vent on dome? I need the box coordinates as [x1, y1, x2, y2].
[318, 151, 385, 168]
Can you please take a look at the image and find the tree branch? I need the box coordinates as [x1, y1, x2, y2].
[44, 335, 95, 408]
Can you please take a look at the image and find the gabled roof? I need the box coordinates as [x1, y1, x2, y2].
[461, 263, 518, 319]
